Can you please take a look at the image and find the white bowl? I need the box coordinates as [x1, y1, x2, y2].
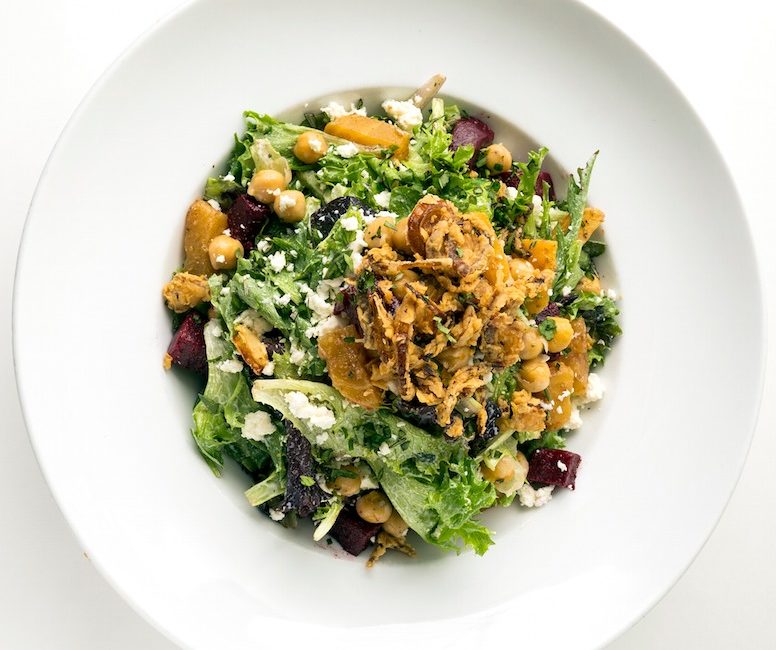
[13, 0, 765, 648]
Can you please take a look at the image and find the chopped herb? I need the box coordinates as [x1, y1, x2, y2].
[343, 336, 356, 344]
[538, 318, 557, 341]
[433, 316, 457, 343]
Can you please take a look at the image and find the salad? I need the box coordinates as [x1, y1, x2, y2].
[161, 74, 621, 565]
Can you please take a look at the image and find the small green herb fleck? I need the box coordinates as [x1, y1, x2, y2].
[433, 316, 457, 343]
[343, 336, 355, 344]
[538, 318, 557, 341]
[300, 475, 315, 487]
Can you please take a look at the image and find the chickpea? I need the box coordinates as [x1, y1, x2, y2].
[273, 189, 306, 223]
[513, 451, 529, 490]
[481, 456, 517, 483]
[545, 316, 574, 353]
[524, 290, 549, 315]
[207, 234, 243, 270]
[392, 217, 413, 255]
[248, 169, 287, 204]
[355, 490, 393, 524]
[364, 215, 395, 249]
[520, 327, 545, 360]
[293, 131, 328, 164]
[332, 465, 361, 497]
[518, 358, 551, 393]
[383, 510, 409, 538]
[484, 143, 513, 173]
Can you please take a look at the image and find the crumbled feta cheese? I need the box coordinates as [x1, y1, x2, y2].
[269, 508, 285, 521]
[565, 405, 583, 430]
[284, 391, 336, 429]
[335, 143, 359, 159]
[360, 473, 379, 490]
[382, 99, 423, 131]
[277, 193, 297, 212]
[518, 484, 555, 508]
[373, 190, 392, 209]
[255, 239, 271, 253]
[277, 294, 292, 306]
[215, 254, 226, 264]
[222, 228, 231, 237]
[340, 215, 359, 231]
[223, 173, 235, 182]
[208, 322, 223, 338]
[557, 460, 568, 472]
[606, 288, 619, 300]
[375, 210, 398, 220]
[285, 263, 294, 272]
[207, 198, 220, 211]
[242, 410, 275, 441]
[309, 137, 324, 154]
[268, 250, 286, 273]
[320, 101, 366, 120]
[315, 432, 329, 445]
[505, 186, 518, 201]
[261, 361, 274, 376]
[557, 389, 572, 401]
[349, 229, 367, 269]
[561, 285, 572, 297]
[216, 359, 243, 373]
[582, 372, 605, 404]
[377, 442, 391, 456]
[532, 194, 543, 210]
[305, 314, 346, 339]
[289, 343, 305, 366]
[556, 406, 563, 414]
[303, 287, 334, 320]
[234, 309, 272, 335]
[220, 286, 231, 296]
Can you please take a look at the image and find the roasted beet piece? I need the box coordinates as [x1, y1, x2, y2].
[527, 448, 582, 490]
[167, 312, 207, 374]
[499, 170, 556, 201]
[311, 196, 372, 238]
[280, 422, 326, 517]
[329, 508, 381, 556]
[450, 116, 494, 153]
[227, 194, 270, 253]
[535, 302, 561, 324]
[535, 170, 556, 201]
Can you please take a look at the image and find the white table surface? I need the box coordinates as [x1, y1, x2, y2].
[2, 1, 774, 647]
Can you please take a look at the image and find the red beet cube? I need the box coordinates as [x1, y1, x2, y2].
[167, 312, 207, 374]
[227, 194, 270, 253]
[450, 116, 494, 153]
[329, 508, 381, 556]
[499, 170, 556, 201]
[527, 449, 581, 490]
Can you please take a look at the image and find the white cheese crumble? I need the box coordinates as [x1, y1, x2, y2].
[215, 254, 226, 264]
[360, 473, 379, 490]
[340, 215, 359, 231]
[315, 432, 330, 445]
[606, 288, 619, 300]
[531, 194, 544, 211]
[557, 460, 568, 472]
[565, 405, 583, 430]
[267, 250, 286, 273]
[582, 372, 605, 404]
[309, 137, 324, 154]
[349, 229, 367, 270]
[216, 359, 243, 373]
[335, 142, 359, 159]
[261, 361, 274, 376]
[277, 193, 297, 212]
[375, 210, 398, 220]
[234, 309, 272, 335]
[320, 101, 366, 120]
[255, 239, 271, 253]
[306, 313, 346, 339]
[518, 484, 555, 508]
[381, 99, 423, 131]
[242, 410, 275, 441]
[505, 186, 518, 201]
[268, 508, 285, 521]
[374, 190, 391, 208]
[222, 173, 235, 182]
[377, 442, 391, 456]
[561, 285, 572, 297]
[277, 294, 292, 306]
[206, 198, 220, 211]
[284, 391, 336, 430]
[289, 342, 305, 366]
